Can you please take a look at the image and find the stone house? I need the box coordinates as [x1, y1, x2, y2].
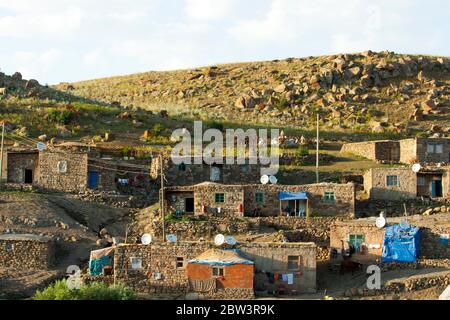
[330, 215, 450, 263]
[399, 138, 450, 164]
[0, 234, 55, 269]
[164, 182, 355, 218]
[112, 241, 316, 299]
[340, 140, 400, 162]
[151, 156, 265, 186]
[341, 137, 450, 165]
[4, 149, 39, 184]
[364, 166, 450, 200]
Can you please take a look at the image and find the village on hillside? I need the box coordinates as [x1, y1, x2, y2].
[0, 117, 449, 299]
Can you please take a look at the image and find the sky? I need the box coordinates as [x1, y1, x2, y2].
[0, 0, 448, 84]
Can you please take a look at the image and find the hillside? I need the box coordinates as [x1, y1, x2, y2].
[57, 51, 450, 139]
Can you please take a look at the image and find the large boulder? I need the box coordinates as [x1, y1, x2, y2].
[235, 94, 255, 109]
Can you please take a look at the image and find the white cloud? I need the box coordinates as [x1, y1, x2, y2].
[185, 0, 238, 20]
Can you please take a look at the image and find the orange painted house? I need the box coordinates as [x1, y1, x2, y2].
[186, 249, 254, 290]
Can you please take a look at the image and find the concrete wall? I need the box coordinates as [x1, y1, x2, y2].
[6, 152, 39, 184]
[36, 150, 88, 192]
[113, 241, 316, 298]
[0, 239, 55, 269]
[364, 168, 417, 200]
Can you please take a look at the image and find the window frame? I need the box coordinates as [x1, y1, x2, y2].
[130, 257, 143, 270]
[435, 144, 443, 154]
[348, 234, 365, 252]
[287, 255, 302, 271]
[324, 191, 336, 202]
[254, 192, 265, 204]
[386, 175, 399, 187]
[212, 266, 225, 277]
[57, 160, 68, 173]
[215, 193, 225, 203]
[176, 257, 185, 269]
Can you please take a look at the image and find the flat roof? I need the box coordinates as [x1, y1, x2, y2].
[0, 233, 53, 242]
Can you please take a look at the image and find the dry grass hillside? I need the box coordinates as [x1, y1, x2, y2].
[58, 51, 450, 140]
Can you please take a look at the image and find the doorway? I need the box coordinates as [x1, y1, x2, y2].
[431, 180, 443, 197]
[185, 198, 194, 213]
[88, 171, 99, 189]
[24, 169, 33, 184]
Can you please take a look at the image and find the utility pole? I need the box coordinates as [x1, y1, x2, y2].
[0, 121, 5, 190]
[316, 113, 320, 184]
[159, 154, 166, 242]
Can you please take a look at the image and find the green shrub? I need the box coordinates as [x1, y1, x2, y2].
[34, 279, 136, 300]
[47, 108, 74, 125]
[295, 145, 309, 157]
[152, 123, 163, 136]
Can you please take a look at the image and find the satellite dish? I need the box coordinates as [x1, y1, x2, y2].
[376, 217, 386, 228]
[269, 175, 278, 184]
[141, 234, 152, 245]
[37, 142, 46, 152]
[412, 163, 422, 173]
[225, 236, 237, 246]
[166, 234, 177, 243]
[399, 220, 410, 230]
[214, 234, 225, 246]
[260, 175, 269, 184]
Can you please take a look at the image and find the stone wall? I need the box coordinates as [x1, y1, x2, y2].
[165, 182, 355, 218]
[152, 156, 264, 186]
[113, 241, 317, 298]
[400, 138, 450, 164]
[340, 140, 400, 162]
[0, 237, 55, 269]
[36, 150, 88, 192]
[6, 151, 39, 184]
[399, 138, 418, 164]
[364, 168, 417, 200]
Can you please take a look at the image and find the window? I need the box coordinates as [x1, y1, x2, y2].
[212, 266, 224, 277]
[435, 144, 443, 154]
[427, 144, 435, 153]
[210, 166, 221, 181]
[178, 162, 186, 171]
[215, 193, 225, 203]
[349, 234, 365, 252]
[176, 257, 184, 269]
[57, 161, 67, 173]
[287, 255, 302, 270]
[254, 192, 264, 204]
[130, 257, 142, 269]
[386, 175, 399, 187]
[324, 192, 335, 202]
[5, 243, 14, 252]
[417, 176, 425, 186]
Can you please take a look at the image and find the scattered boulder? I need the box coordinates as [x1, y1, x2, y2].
[235, 94, 255, 109]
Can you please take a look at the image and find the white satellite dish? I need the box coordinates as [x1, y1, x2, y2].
[37, 142, 46, 152]
[225, 236, 237, 246]
[260, 175, 269, 184]
[412, 163, 422, 173]
[375, 217, 386, 228]
[141, 234, 152, 245]
[166, 234, 178, 243]
[214, 234, 225, 246]
[269, 175, 278, 184]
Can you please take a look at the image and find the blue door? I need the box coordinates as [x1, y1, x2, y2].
[88, 171, 98, 189]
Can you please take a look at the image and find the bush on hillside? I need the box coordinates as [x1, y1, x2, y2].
[46, 108, 74, 125]
[34, 279, 136, 300]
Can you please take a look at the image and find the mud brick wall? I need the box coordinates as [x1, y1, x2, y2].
[6, 152, 39, 184]
[364, 168, 417, 200]
[330, 222, 385, 263]
[0, 239, 55, 269]
[36, 150, 88, 192]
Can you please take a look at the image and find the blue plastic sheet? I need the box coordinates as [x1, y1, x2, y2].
[382, 223, 421, 263]
[278, 192, 308, 201]
[89, 256, 111, 276]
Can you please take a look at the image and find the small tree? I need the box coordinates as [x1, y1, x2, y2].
[296, 145, 309, 157]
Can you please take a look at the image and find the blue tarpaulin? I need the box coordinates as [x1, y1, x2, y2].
[278, 192, 308, 201]
[382, 223, 421, 263]
[89, 256, 111, 276]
